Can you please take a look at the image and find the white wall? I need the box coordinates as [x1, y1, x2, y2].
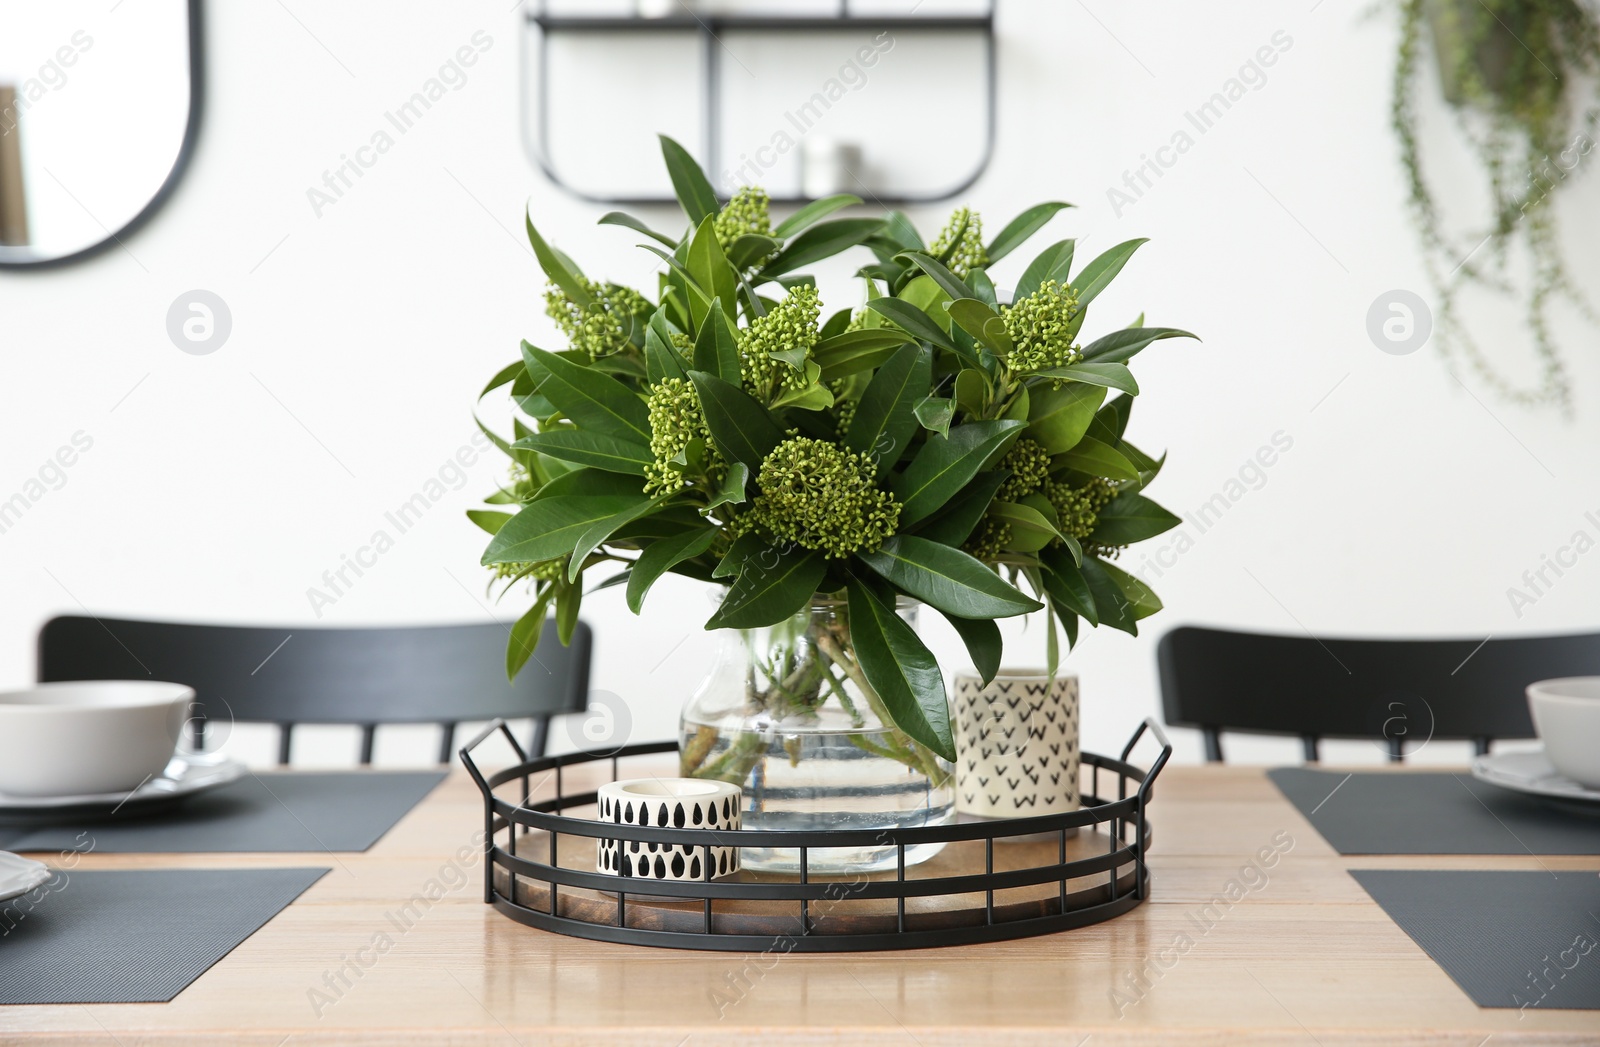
[1, 0, 1596, 768]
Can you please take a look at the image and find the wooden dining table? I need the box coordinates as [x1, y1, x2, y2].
[3, 761, 1596, 1045]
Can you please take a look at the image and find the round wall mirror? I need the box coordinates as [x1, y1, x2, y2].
[0, 0, 201, 268]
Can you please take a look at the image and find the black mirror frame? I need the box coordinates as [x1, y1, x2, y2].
[0, 0, 204, 271]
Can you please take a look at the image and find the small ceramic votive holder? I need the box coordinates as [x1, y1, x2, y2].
[595, 777, 741, 881]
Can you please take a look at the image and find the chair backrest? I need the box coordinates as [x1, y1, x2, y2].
[1156, 625, 1600, 762]
[37, 616, 590, 765]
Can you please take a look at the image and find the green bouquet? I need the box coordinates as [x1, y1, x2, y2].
[474, 136, 1194, 762]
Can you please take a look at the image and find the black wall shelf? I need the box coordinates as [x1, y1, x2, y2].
[521, 1, 997, 206]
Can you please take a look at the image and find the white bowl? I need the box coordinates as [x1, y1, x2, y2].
[1526, 677, 1600, 789]
[0, 681, 193, 797]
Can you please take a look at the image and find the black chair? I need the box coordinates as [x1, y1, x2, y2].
[38, 616, 591, 765]
[1157, 625, 1600, 763]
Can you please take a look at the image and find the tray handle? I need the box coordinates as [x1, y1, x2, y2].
[459, 717, 527, 905]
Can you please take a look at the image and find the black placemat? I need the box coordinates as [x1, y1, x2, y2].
[1269, 768, 1600, 856]
[0, 771, 445, 854]
[1353, 870, 1600, 1010]
[0, 867, 327, 1004]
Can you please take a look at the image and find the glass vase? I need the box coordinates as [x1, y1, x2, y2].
[678, 597, 953, 874]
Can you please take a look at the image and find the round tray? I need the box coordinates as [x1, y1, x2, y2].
[460, 718, 1169, 952]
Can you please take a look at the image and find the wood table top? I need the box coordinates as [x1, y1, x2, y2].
[3, 761, 1596, 1046]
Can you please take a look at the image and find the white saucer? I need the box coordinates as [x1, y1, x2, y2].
[0, 851, 53, 902]
[1471, 750, 1600, 805]
[0, 751, 246, 821]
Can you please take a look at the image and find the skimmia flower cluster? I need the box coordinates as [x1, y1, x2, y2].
[473, 135, 1195, 762]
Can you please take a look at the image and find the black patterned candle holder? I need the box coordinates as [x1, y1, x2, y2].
[595, 778, 741, 881]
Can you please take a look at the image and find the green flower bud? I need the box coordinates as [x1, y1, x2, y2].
[740, 284, 821, 400]
[714, 186, 773, 255]
[1045, 476, 1117, 544]
[995, 438, 1052, 502]
[543, 279, 648, 360]
[746, 436, 900, 558]
[1003, 280, 1082, 373]
[644, 377, 717, 493]
[930, 207, 988, 279]
[963, 516, 1012, 562]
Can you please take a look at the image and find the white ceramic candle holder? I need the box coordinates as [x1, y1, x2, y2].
[954, 671, 1080, 820]
[596, 777, 741, 881]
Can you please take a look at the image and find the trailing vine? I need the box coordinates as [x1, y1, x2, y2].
[1392, 0, 1600, 411]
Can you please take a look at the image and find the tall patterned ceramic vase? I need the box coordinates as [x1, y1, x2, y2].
[953, 671, 1080, 819]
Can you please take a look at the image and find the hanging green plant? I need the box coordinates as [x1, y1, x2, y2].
[1393, 0, 1600, 410]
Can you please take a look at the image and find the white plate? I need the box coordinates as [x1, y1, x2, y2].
[0, 751, 246, 820]
[0, 851, 53, 902]
[1471, 750, 1600, 805]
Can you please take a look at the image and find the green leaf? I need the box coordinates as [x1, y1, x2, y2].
[555, 575, 582, 644]
[598, 210, 676, 248]
[483, 493, 648, 564]
[626, 528, 719, 614]
[512, 430, 650, 475]
[943, 612, 1001, 686]
[1090, 493, 1182, 545]
[773, 194, 862, 238]
[1079, 557, 1138, 634]
[913, 470, 1008, 545]
[687, 215, 738, 328]
[712, 530, 766, 579]
[659, 134, 719, 227]
[845, 344, 931, 477]
[524, 215, 591, 307]
[864, 298, 960, 354]
[1100, 559, 1163, 620]
[645, 310, 688, 385]
[913, 396, 954, 437]
[945, 298, 1003, 349]
[705, 461, 750, 510]
[568, 495, 668, 581]
[898, 251, 974, 303]
[1057, 436, 1140, 480]
[688, 371, 786, 472]
[1039, 545, 1097, 625]
[506, 587, 555, 679]
[727, 234, 782, 270]
[968, 268, 999, 309]
[770, 378, 834, 411]
[879, 211, 925, 252]
[531, 468, 644, 501]
[1097, 393, 1134, 441]
[523, 345, 651, 443]
[1015, 239, 1074, 303]
[893, 420, 1025, 525]
[1072, 238, 1148, 307]
[1027, 382, 1107, 454]
[986, 202, 1072, 263]
[707, 546, 827, 629]
[1080, 326, 1198, 364]
[858, 536, 1042, 619]
[990, 500, 1063, 553]
[1030, 361, 1140, 396]
[467, 509, 512, 536]
[692, 299, 741, 383]
[846, 582, 954, 761]
[757, 218, 884, 280]
[813, 329, 914, 381]
[953, 368, 988, 417]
